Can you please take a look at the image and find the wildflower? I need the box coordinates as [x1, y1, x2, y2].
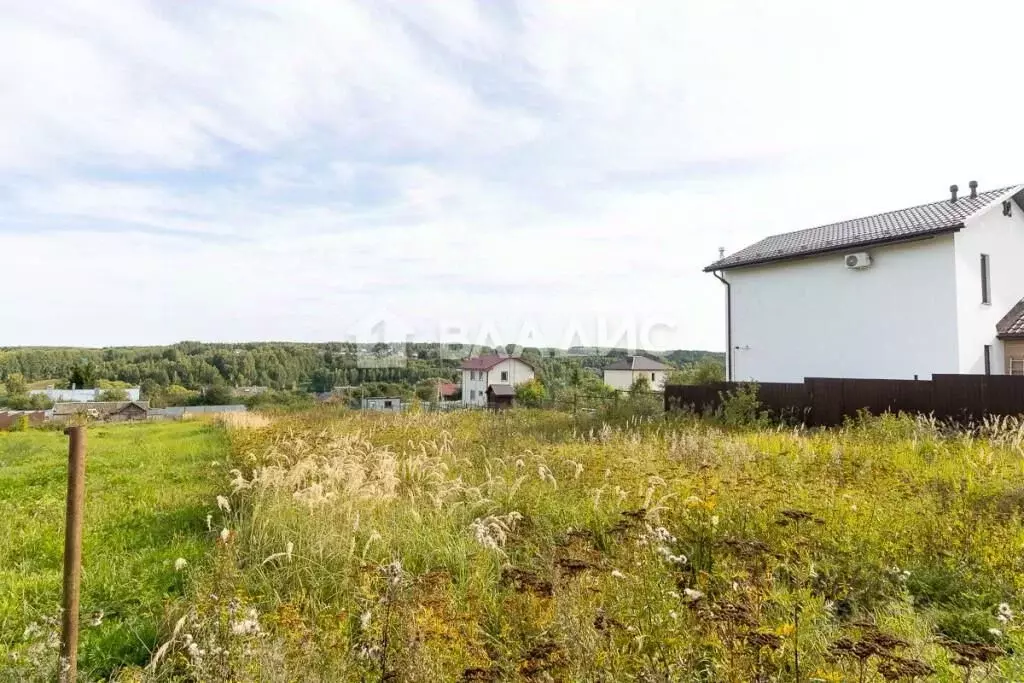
[382, 560, 404, 586]
[89, 610, 104, 627]
[611, 569, 626, 579]
[682, 588, 704, 602]
[206, 514, 212, 532]
[649, 526, 677, 544]
[669, 610, 679, 620]
[220, 528, 231, 543]
[286, 541, 294, 562]
[710, 515, 720, 527]
[174, 557, 188, 572]
[230, 609, 261, 636]
[360, 611, 372, 631]
[216, 495, 231, 513]
[656, 545, 687, 565]
[989, 628, 1003, 638]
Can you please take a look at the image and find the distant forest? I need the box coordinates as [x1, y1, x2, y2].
[0, 342, 723, 397]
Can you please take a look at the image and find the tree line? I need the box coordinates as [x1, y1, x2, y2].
[0, 342, 724, 407]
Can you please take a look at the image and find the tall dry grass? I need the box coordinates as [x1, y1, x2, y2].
[143, 410, 1024, 681]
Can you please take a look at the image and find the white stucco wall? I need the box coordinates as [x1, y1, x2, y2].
[726, 235, 960, 382]
[954, 197, 1024, 374]
[603, 369, 668, 391]
[461, 359, 535, 406]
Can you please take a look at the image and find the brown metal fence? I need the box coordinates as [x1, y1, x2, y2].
[665, 375, 1024, 426]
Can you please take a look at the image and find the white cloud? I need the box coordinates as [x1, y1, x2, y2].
[2, 0, 1024, 349]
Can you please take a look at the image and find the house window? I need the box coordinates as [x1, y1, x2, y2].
[501, 371, 508, 382]
[470, 390, 476, 400]
[981, 254, 991, 304]
[984, 345, 992, 375]
[1009, 358, 1024, 376]
[651, 372, 656, 381]
[384, 400, 393, 409]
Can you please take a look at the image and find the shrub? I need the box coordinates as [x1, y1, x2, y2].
[717, 383, 767, 427]
[515, 378, 547, 408]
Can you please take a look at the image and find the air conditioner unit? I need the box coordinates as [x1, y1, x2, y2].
[845, 252, 872, 269]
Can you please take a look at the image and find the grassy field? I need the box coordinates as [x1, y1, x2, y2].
[0, 422, 227, 680]
[134, 410, 1023, 682]
[4, 409, 1024, 681]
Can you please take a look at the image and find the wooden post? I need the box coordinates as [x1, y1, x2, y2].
[60, 426, 86, 682]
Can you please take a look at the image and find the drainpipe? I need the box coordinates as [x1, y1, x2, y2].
[712, 270, 732, 381]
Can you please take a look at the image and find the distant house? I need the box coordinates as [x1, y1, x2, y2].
[361, 397, 404, 412]
[30, 387, 142, 402]
[459, 356, 536, 407]
[705, 182, 1024, 382]
[438, 382, 459, 401]
[603, 356, 673, 391]
[52, 401, 150, 423]
[485, 384, 516, 410]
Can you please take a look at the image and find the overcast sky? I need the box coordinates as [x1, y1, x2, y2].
[2, 0, 1022, 350]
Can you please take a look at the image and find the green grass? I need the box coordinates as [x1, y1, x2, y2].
[0, 422, 227, 680]
[6, 410, 1024, 680]
[145, 410, 1024, 681]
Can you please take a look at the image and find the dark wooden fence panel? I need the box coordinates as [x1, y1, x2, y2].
[758, 382, 811, 421]
[665, 375, 1024, 426]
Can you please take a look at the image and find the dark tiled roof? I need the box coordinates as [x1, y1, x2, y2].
[605, 355, 672, 371]
[460, 355, 536, 371]
[997, 298, 1024, 337]
[706, 185, 1023, 271]
[486, 384, 516, 397]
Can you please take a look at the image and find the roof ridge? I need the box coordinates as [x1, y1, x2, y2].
[766, 185, 1019, 243]
[706, 183, 1023, 272]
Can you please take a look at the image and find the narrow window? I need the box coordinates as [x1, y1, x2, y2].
[470, 390, 476, 400]
[501, 371, 508, 382]
[984, 345, 992, 375]
[651, 372, 656, 381]
[981, 254, 991, 304]
[1011, 359, 1024, 376]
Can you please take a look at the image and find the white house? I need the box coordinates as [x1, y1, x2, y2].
[706, 182, 1024, 383]
[460, 355, 536, 407]
[603, 356, 672, 391]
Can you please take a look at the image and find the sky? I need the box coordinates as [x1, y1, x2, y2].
[2, 0, 1024, 351]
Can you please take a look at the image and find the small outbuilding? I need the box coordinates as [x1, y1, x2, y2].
[485, 384, 516, 410]
[361, 397, 404, 412]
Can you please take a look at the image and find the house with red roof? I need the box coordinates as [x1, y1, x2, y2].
[459, 355, 536, 407]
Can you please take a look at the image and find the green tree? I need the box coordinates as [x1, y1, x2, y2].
[202, 384, 235, 406]
[4, 373, 26, 396]
[515, 378, 547, 408]
[309, 369, 335, 394]
[98, 388, 129, 402]
[667, 358, 726, 385]
[69, 360, 97, 389]
[630, 374, 652, 394]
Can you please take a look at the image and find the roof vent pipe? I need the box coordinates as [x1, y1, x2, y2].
[950, 184, 959, 202]
[969, 180, 978, 199]
[718, 246, 725, 260]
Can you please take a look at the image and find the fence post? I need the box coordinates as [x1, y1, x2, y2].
[60, 426, 87, 682]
